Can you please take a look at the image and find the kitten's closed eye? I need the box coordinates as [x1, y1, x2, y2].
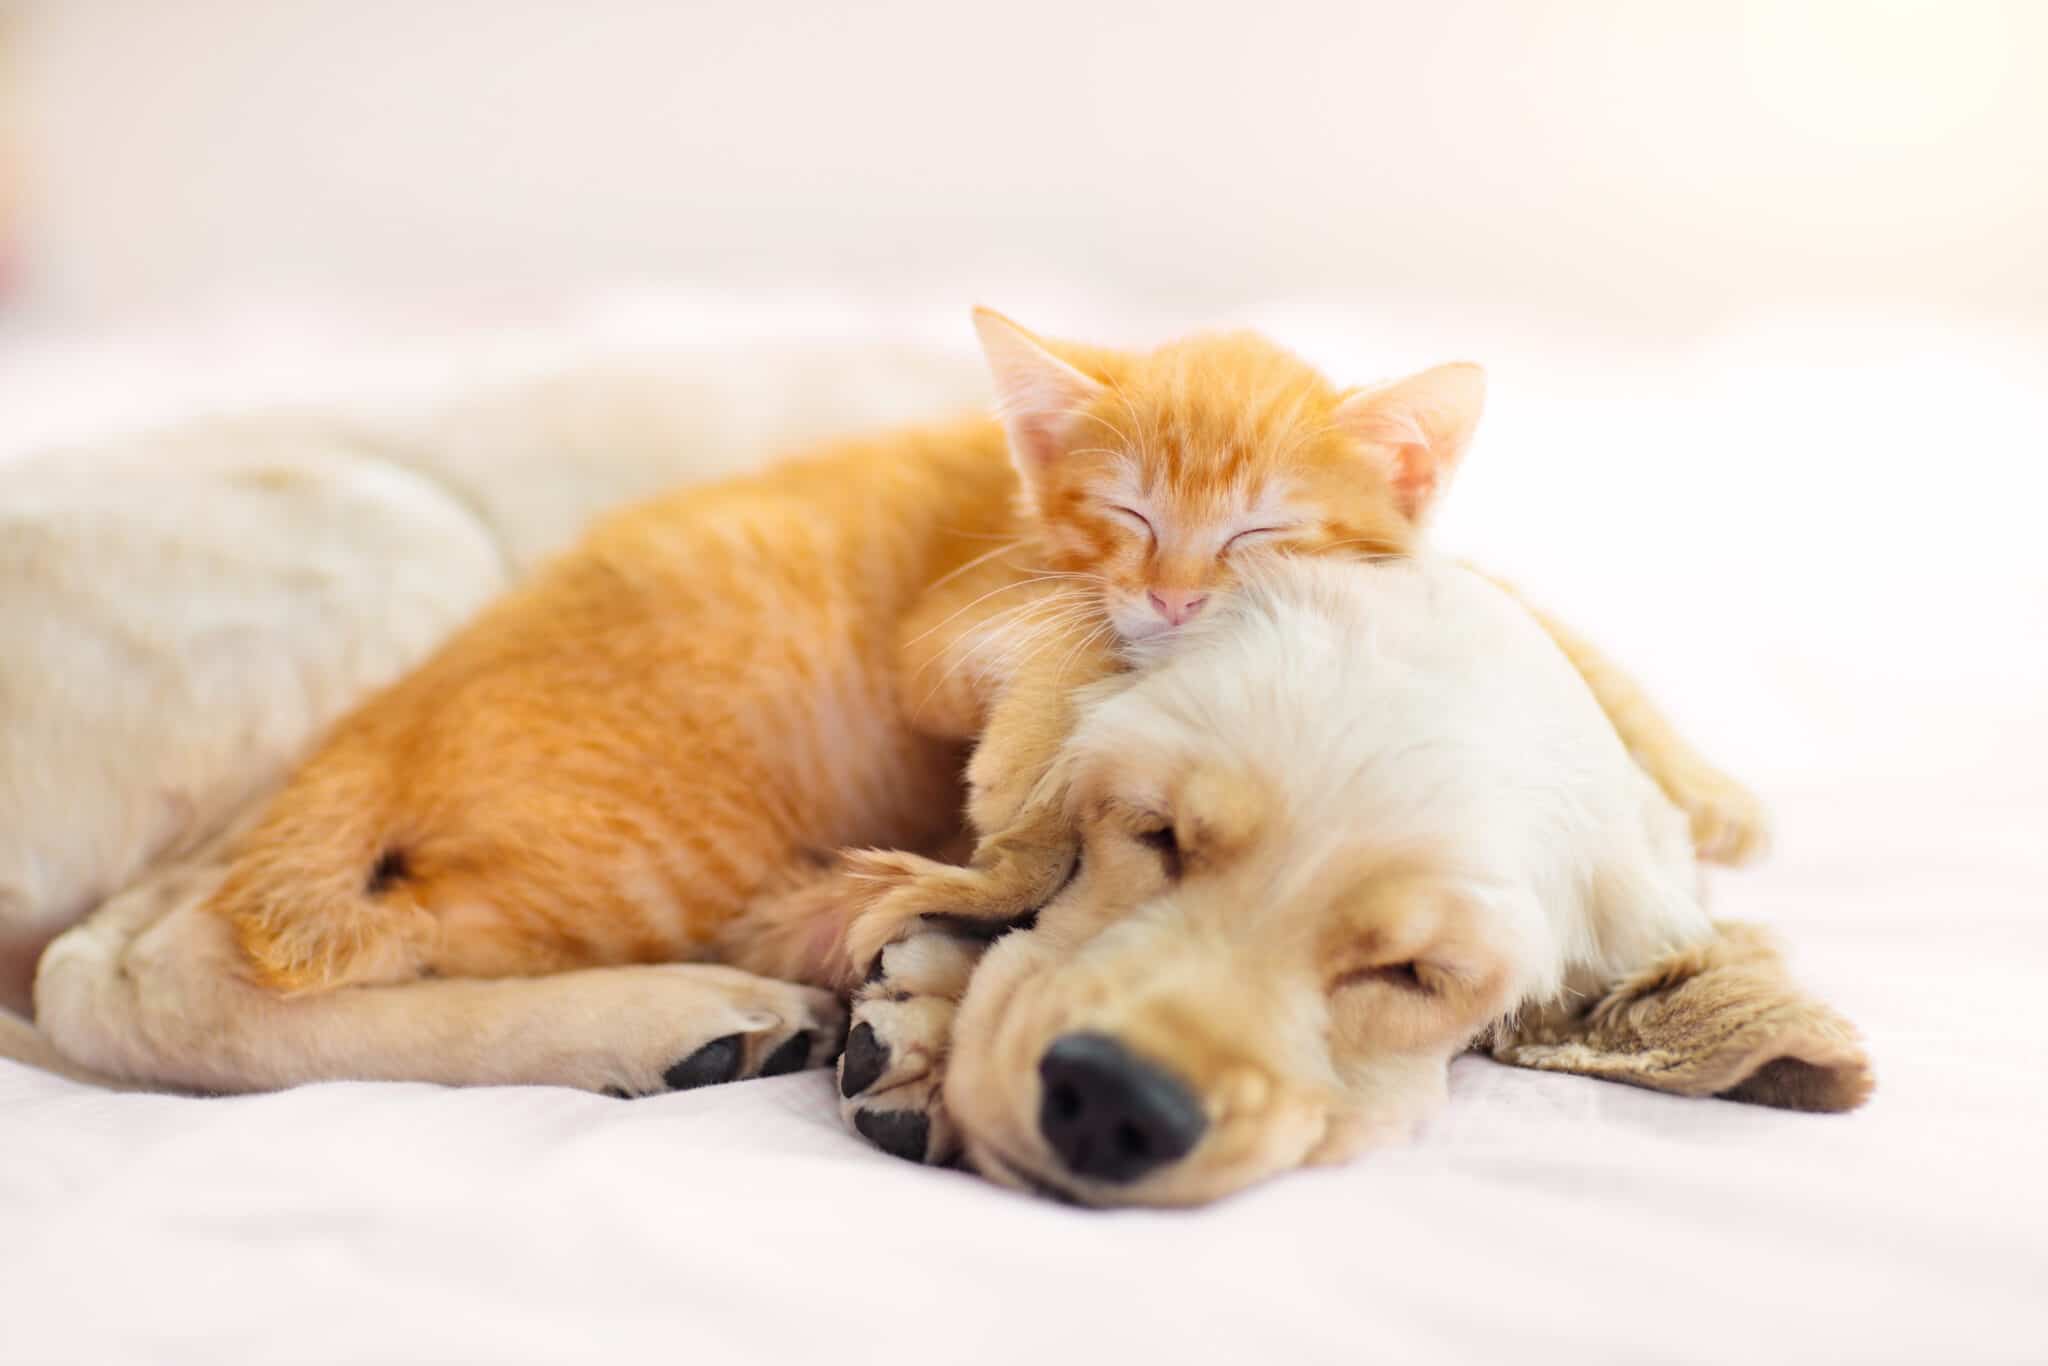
[1107, 505, 1156, 543]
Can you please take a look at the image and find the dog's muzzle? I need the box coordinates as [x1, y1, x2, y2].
[1036, 1032, 1208, 1184]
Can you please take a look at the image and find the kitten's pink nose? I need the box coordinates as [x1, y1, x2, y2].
[1148, 589, 1208, 627]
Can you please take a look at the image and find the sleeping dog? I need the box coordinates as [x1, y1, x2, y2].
[838, 556, 1871, 1206]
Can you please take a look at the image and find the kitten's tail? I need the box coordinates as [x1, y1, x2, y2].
[208, 771, 437, 994]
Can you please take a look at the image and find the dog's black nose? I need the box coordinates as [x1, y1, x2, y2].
[1037, 1032, 1207, 1184]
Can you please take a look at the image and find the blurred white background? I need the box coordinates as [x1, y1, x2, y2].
[1, 0, 2043, 813]
[8, 0, 2048, 329]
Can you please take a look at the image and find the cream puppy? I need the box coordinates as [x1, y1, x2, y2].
[853, 555, 1713, 1206]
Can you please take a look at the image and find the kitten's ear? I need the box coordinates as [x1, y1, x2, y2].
[1332, 362, 1486, 522]
[973, 307, 1106, 475]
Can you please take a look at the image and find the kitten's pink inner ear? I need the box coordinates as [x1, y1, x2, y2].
[973, 306, 1106, 474]
[1333, 362, 1487, 521]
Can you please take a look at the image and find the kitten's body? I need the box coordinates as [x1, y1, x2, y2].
[214, 418, 1019, 993]
[34, 312, 1765, 1094]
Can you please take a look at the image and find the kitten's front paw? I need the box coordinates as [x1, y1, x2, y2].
[840, 851, 1036, 975]
[1666, 758, 1772, 866]
[837, 933, 980, 1166]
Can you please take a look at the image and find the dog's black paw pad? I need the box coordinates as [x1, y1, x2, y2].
[663, 1033, 745, 1091]
[759, 1030, 814, 1078]
[854, 1107, 931, 1163]
[839, 1021, 889, 1097]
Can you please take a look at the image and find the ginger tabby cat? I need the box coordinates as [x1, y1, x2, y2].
[71, 308, 1762, 1096]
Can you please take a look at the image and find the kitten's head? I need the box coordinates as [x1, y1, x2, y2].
[975, 307, 1486, 643]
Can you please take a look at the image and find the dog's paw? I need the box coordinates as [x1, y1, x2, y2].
[598, 967, 847, 1098]
[837, 933, 980, 1164]
[1665, 758, 1772, 866]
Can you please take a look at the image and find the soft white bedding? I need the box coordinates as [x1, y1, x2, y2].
[2, 299, 2043, 1363]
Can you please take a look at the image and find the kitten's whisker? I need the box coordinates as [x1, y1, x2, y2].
[923, 538, 1031, 594]
[1051, 621, 1117, 687]
[899, 576, 1065, 651]
[1060, 407, 1134, 449]
[982, 585, 1089, 625]
[911, 593, 1098, 719]
[1091, 386, 1153, 466]
[1000, 606, 1106, 679]
[984, 602, 1097, 663]
[973, 604, 1101, 687]
[1012, 571, 1108, 589]
[977, 606, 1091, 662]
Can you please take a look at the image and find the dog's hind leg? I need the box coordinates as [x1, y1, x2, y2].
[33, 848, 843, 1095]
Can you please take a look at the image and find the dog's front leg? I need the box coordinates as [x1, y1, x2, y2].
[831, 804, 1074, 1165]
[831, 618, 1130, 1163]
[832, 628, 1121, 1163]
[833, 928, 987, 1165]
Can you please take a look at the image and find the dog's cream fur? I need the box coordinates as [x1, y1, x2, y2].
[0, 424, 509, 1016]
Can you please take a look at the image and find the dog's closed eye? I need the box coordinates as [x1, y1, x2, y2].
[1333, 961, 1432, 995]
[1134, 823, 1182, 879]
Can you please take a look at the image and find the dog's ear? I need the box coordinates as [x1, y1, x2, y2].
[1480, 922, 1873, 1112]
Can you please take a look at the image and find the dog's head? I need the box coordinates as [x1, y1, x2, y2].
[942, 563, 1872, 1208]
[947, 787, 1532, 1206]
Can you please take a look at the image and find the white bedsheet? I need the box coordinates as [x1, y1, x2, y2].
[2, 299, 2044, 1363]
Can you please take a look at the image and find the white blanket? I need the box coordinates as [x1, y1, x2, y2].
[2, 301, 2043, 1363]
